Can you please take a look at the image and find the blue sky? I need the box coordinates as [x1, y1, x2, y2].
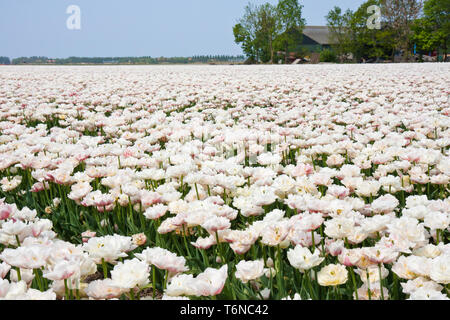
[0, 0, 365, 58]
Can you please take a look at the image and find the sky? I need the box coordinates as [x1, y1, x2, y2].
[0, 0, 366, 58]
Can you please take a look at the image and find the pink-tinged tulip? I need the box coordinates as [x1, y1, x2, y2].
[192, 265, 228, 296]
[292, 163, 314, 177]
[0, 204, 13, 220]
[191, 235, 216, 250]
[0, 262, 11, 279]
[201, 216, 231, 234]
[43, 260, 78, 281]
[81, 230, 97, 243]
[85, 279, 128, 300]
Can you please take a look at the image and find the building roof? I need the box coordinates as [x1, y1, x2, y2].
[302, 26, 336, 45]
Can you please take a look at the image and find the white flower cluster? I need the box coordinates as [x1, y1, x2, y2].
[0, 64, 449, 300]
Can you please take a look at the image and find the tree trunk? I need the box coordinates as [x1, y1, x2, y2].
[285, 42, 288, 64]
[269, 37, 274, 64]
[444, 39, 448, 62]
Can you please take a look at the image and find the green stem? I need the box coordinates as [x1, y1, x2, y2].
[101, 258, 108, 279]
[215, 231, 225, 263]
[393, 273, 399, 300]
[163, 270, 169, 290]
[15, 235, 21, 247]
[33, 269, 44, 291]
[15, 267, 21, 282]
[334, 285, 340, 300]
[180, 175, 184, 194]
[378, 264, 385, 300]
[269, 267, 273, 298]
[305, 270, 315, 300]
[276, 245, 284, 298]
[194, 183, 200, 200]
[182, 224, 192, 258]
[152, 266, 156, 299]
[349, 267, 358, 300]
[64, 278, 70, 300]
[320, 226, 325, 255]
[200, 249, 210, 267]
[262, 244, 267, 267]
[366, 272, 372, 300]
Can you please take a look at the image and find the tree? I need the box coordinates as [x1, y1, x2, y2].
[256, 3, 279, 63]
[233, 1, 305, 64]
[381, 0, 424, 60]
[326, 6, 354, 62]
[412, 0, 450, 60]
[275, 0, 306, 63]
[233, 23, 255, 62]
[0, 57, 11, 65]
[233, 3, 260, 63]
[326, 0, 415, 62]
[351, 0, 396, 61]
[320, 49, 337, 62]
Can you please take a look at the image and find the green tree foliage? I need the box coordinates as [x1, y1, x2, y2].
[326, 6, 354, 62]
[381, 0, 423, 60]
[319, 49, 337, 62]
[256, 3, 280, 63]
[233, 3, 260, 62]
[275, 0, 306, 63]
[0, 57, 11, 65]
[235, 0, 447, 64]
[327, 1, 396, 62]
[326, 0, 438, 62]
[351, 0, 396, 61]
[412, 0, 450, 59]
[233, 0, 305, 64]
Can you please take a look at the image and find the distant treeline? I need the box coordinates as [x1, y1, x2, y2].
[6, 55, 246, 65]
[0, 57, 11, 65]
